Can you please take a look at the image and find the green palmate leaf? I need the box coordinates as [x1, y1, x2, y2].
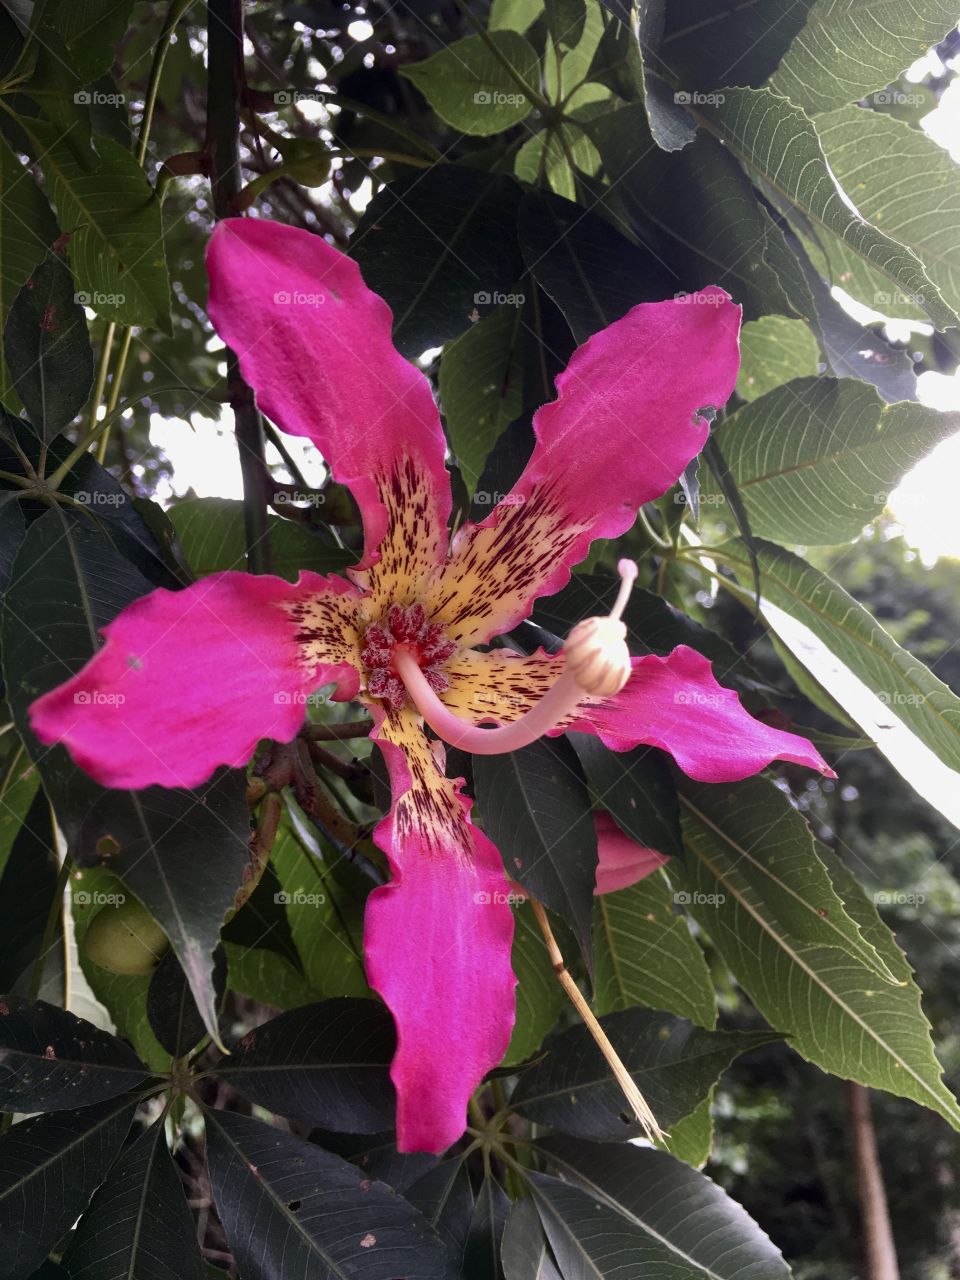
[591, 106, 809, 322]
[43, 0, 138, 80]
[736, 315, 821, 402]
[677, 775, 899, 983]
[518, 188, 676, 344]
[676, 784, 960, 1130]
[402, 32, 538, 136]
[166, 497, 351, 579]
[18, 118, 170, 329]
[570, 736, 683, 859]
[473, 736, 597, 969]
[463, 1172, 510, 1280]
[535, 1138, 792, 1278]
[352, 166, 523, 358]
[0, 996, 149, 1113]
[407, 1158, 475, 1264]
[2, 508, 250, 1047]
[661, 1, 811, 95]
[766, 0, 960, 115]
[147, 946, 227, 1059]
[511, 1008, 777, 1140]
[204, 1110, 456, 1280]
[489, 0, 542, 32]
[271, 817, 372, 999]
[631, 0, 697, 151]
[215, 999, 396, 1134]
[695, 87, 957, 330]
[592, 871, 717, 1026]
[787, 228, 919, 402]
[501, 1197, 563, 1280]
[665, 1092, 713, 1167]
[4, 253, 93, 440]
[224, 939, 313, 1009]
[440, 307, 525, 495]
[0, 1095, 137, 1280]
[814, 104, 960, 319]
[0, 787, 59, 993]
[718, 539, 960, 829]
[61, 1117, 204, 1280]
[712, 376, 960, 545]
[0, 758, 40, 882]
[504, 900, 565, 1065]
[0, 139, 58, 401]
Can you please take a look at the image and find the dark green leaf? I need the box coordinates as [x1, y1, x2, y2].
[204, 1109, 457, 1280]
[440, 306, 525, 496]
[512, 1007, 776, 1139]
[676, 777, 960, 1129]
[214, 999, 396, 1134]
[712, 376, 959, 545]
[473, 736, 597, 968]
[146, 946, 227, 1059]
[535, 1137, 792, 1277]
[462, 1171, 510, 1280]
[0, 995, 148, 1113]
[0, 788, 58, 993]
[570, 733, 682, 859]
[61, 1117, 204, 1280]
[736, 315, 820, 402]
[406, 1158, 475, 1265]
[518, 188, 675, 344]
[501, 1197, 562, 1280]
[4, 254, 93, 441]
[696, 87, 956, 329]
[2, 507, 250, 1046]
[0, 1095, 136, 1280]
[352, 167, 522, 357]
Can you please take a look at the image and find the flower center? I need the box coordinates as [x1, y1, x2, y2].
[360, 602, 457, 711]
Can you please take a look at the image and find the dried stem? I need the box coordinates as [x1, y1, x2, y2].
[528, 897, 664, 1143]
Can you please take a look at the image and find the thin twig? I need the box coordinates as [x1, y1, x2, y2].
[528, 897, 665, 1143]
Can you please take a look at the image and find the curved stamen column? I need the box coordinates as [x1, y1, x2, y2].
[395, 560, 638, 754]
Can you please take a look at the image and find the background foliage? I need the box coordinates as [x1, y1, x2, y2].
[1, 0, 960, 1276]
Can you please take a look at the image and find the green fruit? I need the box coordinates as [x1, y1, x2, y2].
[85, 897, 170, 976]
[277, 137, 331, 186]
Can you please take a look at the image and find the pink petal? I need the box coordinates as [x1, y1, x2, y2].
[593, 812, 670, 895]
[364, 708, 516, 1153]
[206, 220, 451, 605]
[565, 646, 835, 782]
[29, 572, 362, 790]
[423, 289, 742, 644]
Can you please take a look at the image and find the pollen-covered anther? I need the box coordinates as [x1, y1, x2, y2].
[563, 616, 632, 697]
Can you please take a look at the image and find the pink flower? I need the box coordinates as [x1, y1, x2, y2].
[593, 813, 670, 896]
[29, 219, 832, 1154]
